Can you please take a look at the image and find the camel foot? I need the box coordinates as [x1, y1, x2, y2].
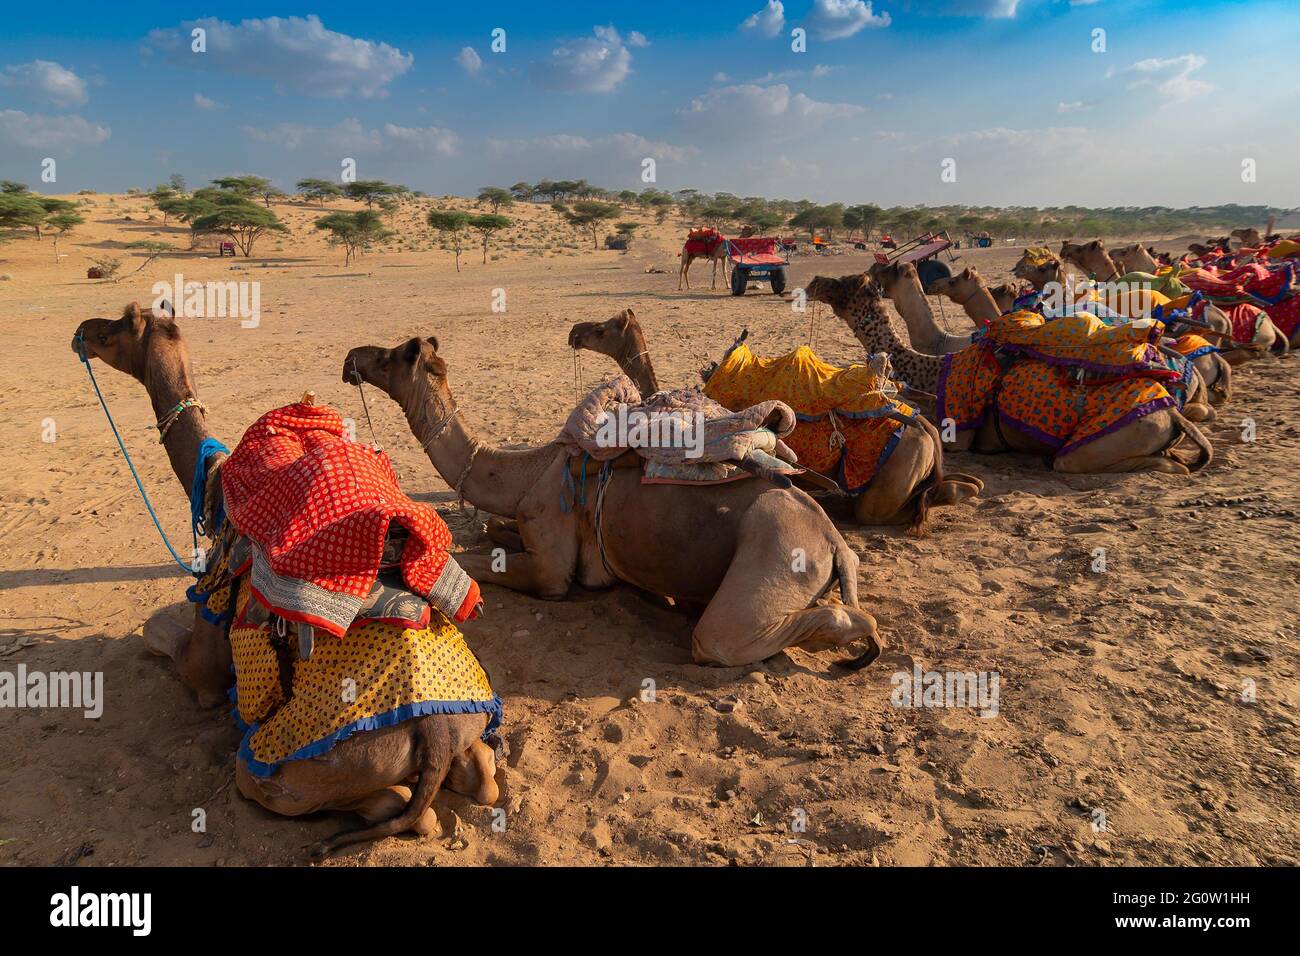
[484, 517, 523, 551]
[142, 612, 187, 662]
[447, 740, 500, 806]
[1182, 402, 1215, 423]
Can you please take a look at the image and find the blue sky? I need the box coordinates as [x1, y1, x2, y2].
[1, 1, 1296, 206]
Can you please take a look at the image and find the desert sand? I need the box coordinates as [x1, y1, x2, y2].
[0, 194, 1296, 866]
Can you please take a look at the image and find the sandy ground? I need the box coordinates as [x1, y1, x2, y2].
[0, 195, 1297, 867]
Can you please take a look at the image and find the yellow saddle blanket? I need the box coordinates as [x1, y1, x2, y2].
[982, 310, 1170, 377]
[226, 578, 501, 776]
[703, 344, 915, 493]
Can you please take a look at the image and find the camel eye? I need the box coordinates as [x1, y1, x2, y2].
[98, 334, 109, 344]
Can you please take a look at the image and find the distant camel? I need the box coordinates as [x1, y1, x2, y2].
[679, 229, 729, 290]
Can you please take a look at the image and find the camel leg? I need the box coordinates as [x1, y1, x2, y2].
[679, 254, 691, 290]
[142, 605, 233, 709]
[485, 516, 524, 551]
[1053, 410, 1192, 475]
[689, 498, 880, 666]
[457, 471, 579, 600]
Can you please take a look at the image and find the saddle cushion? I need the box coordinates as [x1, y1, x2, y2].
[226, 577, 501, 777]
[980, 310, 1176, 380]
[994, 361, 1176, 456]
[704, 344, 915, 494]
[221, 401, 478, 636]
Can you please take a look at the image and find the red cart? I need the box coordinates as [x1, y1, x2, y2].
[725, 236, 790, 296]
[874, 230, 960, 289]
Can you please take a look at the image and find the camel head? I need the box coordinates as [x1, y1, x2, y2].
[806, 273, 880, 320]
[1060, 239, 1118, 279]
[925, 265, 981, 299]
[343, 336, 451, 419]
[987, 282, 1018, 313]
[567, 308, 637, 358]
[1013, 247, 1063, 291]
[71, 301, 186, 384]
[1230, 227, 1262, 248]
[867, 260, 921, 297]
[1111, 242, 1158, 275]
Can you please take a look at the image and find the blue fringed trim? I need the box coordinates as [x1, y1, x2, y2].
[190, 437, 229, 541]
[186, 582, 233, 625]
[236, 693, 504, 778]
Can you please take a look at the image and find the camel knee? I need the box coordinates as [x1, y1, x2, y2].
[447, 740, 499, 806]
[236, 760, 320, 818]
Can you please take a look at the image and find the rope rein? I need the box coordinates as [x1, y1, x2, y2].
[73, 332, 199, 575]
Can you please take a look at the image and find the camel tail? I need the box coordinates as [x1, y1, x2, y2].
[309, 717, 453, 859]
[1272, 321, 1290, 355]
[1170, 408, 1213, 473]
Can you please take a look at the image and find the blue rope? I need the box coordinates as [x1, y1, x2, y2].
[191, 436, 229, 537]
[74, 332, 198, 576]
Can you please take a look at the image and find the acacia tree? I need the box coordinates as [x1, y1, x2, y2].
[212, 175, 272, 200]
[564, 200, 620, 249]
[345, 180, 406, 208]
[468, 213, 511, 263]
[477, 187, 514, 214]
[314, 210, 392, 265]
[47, 210, 84, 261]
[0, 193, 46, 241]
[297, 178, 342, 206]
[192, 201, 289, 256]
[427, 209, 472, 271]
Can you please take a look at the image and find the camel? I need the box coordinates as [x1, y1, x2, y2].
[805, 275, 1214, 475]
[867, 261, 972, 354]
[343, 336, 887, 668]
[988, 282, 1018, 314]
[678, 230, 729, 290]
[1060, 239, 1121, 280]
[567, 308, 659, 398]
[1112, 243, 1160, 275]
[567, 309, 983, 526]
[71, 303, 500, 857]
[925, 267, 1002, 327]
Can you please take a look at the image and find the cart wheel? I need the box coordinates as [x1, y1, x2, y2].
[769, 267, 787, 295]
[731, 266, 748, 296]
[915, 258, 952, 291]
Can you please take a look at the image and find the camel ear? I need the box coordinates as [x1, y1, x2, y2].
[402, 338, 423, 364]
[1087, 240, 1101, 251]
[961, 267, 972, 279]
[156, 299, 175, 319]
[425, 336, 439, 353]
[123, 302, 146, 331]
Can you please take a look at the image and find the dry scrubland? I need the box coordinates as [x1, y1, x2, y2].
[0, 193, 1297, 866]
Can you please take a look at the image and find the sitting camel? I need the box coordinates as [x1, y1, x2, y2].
[987, 282, 1019, 314]
[1060, 239, 1122, 281]
[344, 337, 885, 668]
[925, 267, 1002, 327]
[1112, 243, 1160, 275]
[567, 309, 982, 526]
[868, 261, 972, 354]
[678, 230, 729, 291]
[72, 303, 500, 857]
[805, 275, 1214, 475]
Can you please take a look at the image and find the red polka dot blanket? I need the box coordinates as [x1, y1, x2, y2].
[221, 401, 479, 638]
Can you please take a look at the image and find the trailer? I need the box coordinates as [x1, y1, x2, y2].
[726, 236, 791, 296]
[873, 230, 961, 289]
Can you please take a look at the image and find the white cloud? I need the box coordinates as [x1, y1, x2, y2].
[455, 47, 482, 75]
[678, 83, 863, 140]
[381, 123, 460, 156]
[193, 92, 222, 110]
[741, 1, 786, 38]
[1110, 53, 1213, 103]
[940, 0, 1021, 17]
[0, 60, 89, 107]
[144, 15, 413, 98]
[532, 25, 635, 93]
[0, 110, 110, 149]
[488, 131, 695, 165]
[806, 0, 891, 40]
[243, 117, 457, 158]
[1056, 100, 1092, 113]
[626, 31, 650, 48]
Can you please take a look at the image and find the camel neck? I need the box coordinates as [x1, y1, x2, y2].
[141, 343, 211, 498]
[401, 380, 558, 519]
[960, 286, 1001, 324]
[887, 279, 947, 353]
[617, 331, 658, 396]
[841, 300, 943, 392]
